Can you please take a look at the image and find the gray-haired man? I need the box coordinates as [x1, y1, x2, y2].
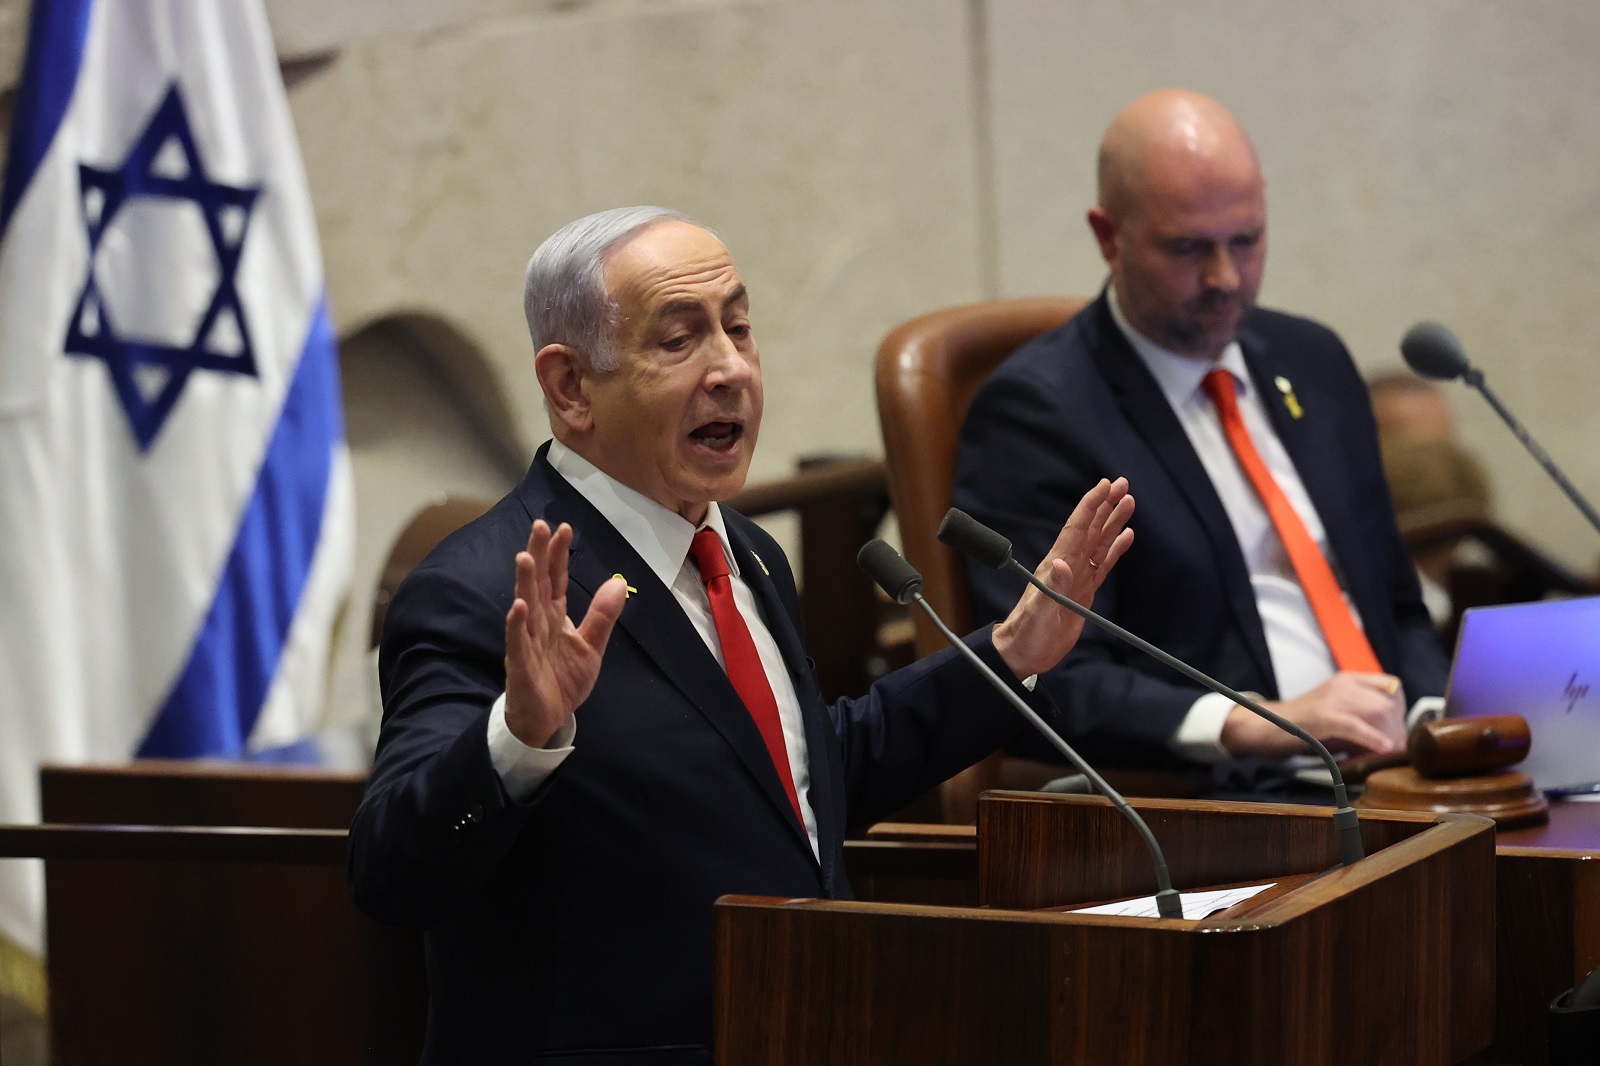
[349, 207, 1134, 1062]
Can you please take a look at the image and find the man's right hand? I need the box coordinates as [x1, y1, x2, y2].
[503, 520, 628, 748]
[1221, 672, 1408, 759]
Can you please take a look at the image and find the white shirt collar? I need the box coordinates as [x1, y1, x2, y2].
[545, 438, 739, 589]
[1107, 283, 1251, 410]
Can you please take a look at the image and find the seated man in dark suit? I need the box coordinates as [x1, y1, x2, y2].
[955, 89, 1448, 793]
[349, 206, 1135, 1063]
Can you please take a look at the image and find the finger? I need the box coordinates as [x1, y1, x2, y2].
[504, 596, 532, 669]
[1340, 671, 1399, 690]
[518, 521, 549, 606]
[524, 518, 548, 556]
[576, 576, 629, 652]
[1083, 498, 1132, 566]
[1048, 479, 1110, 561]
[1339, 715, 1399, 755]
[1048, 555, 1075, 593]
[1103, 491, 1136, 538]
[531, 522, 556, 622]
[548, 522, 574, 604]
[516, 551, 549, 644]
[1094, 528, 1135, 582]
[1068, 478, 1111, 532]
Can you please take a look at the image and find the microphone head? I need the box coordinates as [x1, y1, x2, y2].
[856, 539, 924, 605]
[1400, 321, 1471, 381]
[937, 508, 1014, 570]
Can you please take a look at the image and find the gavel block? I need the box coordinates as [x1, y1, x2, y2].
[1356, 715, 1549, 827]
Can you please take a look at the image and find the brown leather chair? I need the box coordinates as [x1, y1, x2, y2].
[874, 296, 1087, 822]
[370, 495, 497, 648]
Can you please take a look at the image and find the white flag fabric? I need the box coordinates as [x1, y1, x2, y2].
[0, 0, 354, 964]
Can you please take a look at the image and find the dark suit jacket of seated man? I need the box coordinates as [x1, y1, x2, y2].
[348, 207, 1136, 1064]
[954, 90, 1448, 790]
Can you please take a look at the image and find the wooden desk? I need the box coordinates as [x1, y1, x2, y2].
[849, 804, 1600, 1066]
[2, 763, 428, 1066]
[1488, 801, 1600, 1065]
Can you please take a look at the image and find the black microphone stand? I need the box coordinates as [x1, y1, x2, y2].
[938, 508, 1366, 867]
[1460, 367, 1600, 537]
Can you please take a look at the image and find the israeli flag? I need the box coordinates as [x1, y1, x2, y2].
[0, 0, 354, 965]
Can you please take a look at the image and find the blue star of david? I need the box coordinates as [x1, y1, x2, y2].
[64, 83, 262, 450]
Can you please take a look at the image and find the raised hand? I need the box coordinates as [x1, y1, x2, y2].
[503, 520, 628, 747]
[991, 477, 1136, 679]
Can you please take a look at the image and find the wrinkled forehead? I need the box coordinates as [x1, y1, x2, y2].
[603, 220, 744, 314]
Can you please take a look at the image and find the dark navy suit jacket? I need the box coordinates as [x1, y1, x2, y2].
[349, 447, 1029, 1064]
[954, 293, 1448, 772]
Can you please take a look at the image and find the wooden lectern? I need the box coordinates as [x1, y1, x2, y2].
[716, 792, 1496, 1065]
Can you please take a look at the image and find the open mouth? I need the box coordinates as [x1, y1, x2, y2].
[689, 420, 743, 452]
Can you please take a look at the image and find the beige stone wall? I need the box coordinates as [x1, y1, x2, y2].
[2, 0, 1599, 735]
[269, 0, 1599, 575]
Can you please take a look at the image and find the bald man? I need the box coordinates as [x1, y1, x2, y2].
[954, 90, 1449, 794]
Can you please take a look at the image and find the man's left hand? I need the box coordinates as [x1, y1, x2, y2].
[991, 477, 1135, 680]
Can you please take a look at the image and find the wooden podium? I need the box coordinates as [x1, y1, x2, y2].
[715, 792, 1496, 1065]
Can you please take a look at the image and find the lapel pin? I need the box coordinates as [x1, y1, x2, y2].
[1274, 376, 1304, 420]
[749, 550, 770, 577]
[611, 573, 638, 597]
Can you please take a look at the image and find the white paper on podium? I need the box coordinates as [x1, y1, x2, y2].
[1068, 882, 1275, 920]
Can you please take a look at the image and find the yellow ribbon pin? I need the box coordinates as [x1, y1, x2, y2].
[749, 551, 770, 576]
[1274, 376, 1304, 419]
[611, 573, 638, 597]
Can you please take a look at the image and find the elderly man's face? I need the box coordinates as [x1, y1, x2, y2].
[583, 221, 762, 524]
[1093, 158, 1267, 361]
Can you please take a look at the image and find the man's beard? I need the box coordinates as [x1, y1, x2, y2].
[1158, 290, 1252, 357]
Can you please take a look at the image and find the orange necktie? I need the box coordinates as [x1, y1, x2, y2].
[1202, 369, 1382, 673]
[688, 528, 805, 826]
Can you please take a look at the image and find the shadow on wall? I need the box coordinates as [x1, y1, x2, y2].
[327, 312, 529, 751]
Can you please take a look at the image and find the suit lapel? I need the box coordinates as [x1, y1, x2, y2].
[1085, 300, 1276, 684]
[723, 518, 838, 881]
[525, 455, 816, 863]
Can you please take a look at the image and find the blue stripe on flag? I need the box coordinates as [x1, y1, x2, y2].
[0, 0, 94, 241]
[138, 301, 344, 758]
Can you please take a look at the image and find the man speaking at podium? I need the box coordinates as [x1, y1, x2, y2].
[956, 90, 1449, 794]
[349, 207, 1133, 1063]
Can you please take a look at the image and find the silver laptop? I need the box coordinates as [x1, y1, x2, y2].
[1445, 596, 1600, 792]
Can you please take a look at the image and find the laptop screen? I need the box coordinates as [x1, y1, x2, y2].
[1445, 596, 1600, 791]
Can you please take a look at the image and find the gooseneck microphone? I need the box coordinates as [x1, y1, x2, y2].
[1401, 320, 1600, 538]
[937, 508, 1367, 867]
[856, 539, 1185, 919]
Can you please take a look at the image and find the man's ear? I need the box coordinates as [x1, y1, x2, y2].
[1086, 207, 1119, 266]
[535, 344, 593, 434]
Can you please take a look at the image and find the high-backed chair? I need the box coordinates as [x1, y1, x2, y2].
[370, 495, 497, 649]
[875, 296, 1087, 821]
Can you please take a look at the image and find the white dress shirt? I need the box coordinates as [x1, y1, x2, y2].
[486, 439, 820, 859]
[1108, 288, 1353, 760]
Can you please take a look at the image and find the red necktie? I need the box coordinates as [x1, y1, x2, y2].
[1202, 369, 1382, 673]
[688, 528, 805, 825]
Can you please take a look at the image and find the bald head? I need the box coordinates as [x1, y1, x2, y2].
[1097, 89, 1262, 221]
[1087, 90, 1268, 361]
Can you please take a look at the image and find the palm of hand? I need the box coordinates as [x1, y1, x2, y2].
[503, 520, 626, 748]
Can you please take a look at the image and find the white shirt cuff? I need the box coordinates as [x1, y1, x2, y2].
[1406, 695, 1446, 731]
[487, 692, 576, 802]
[1173, 691, 1236, 763]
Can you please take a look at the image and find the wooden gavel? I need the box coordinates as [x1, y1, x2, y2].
[1408, 715, 1530, 778]
[1352, 714, 1547, 826]
[1345, 714, 1530, 782]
